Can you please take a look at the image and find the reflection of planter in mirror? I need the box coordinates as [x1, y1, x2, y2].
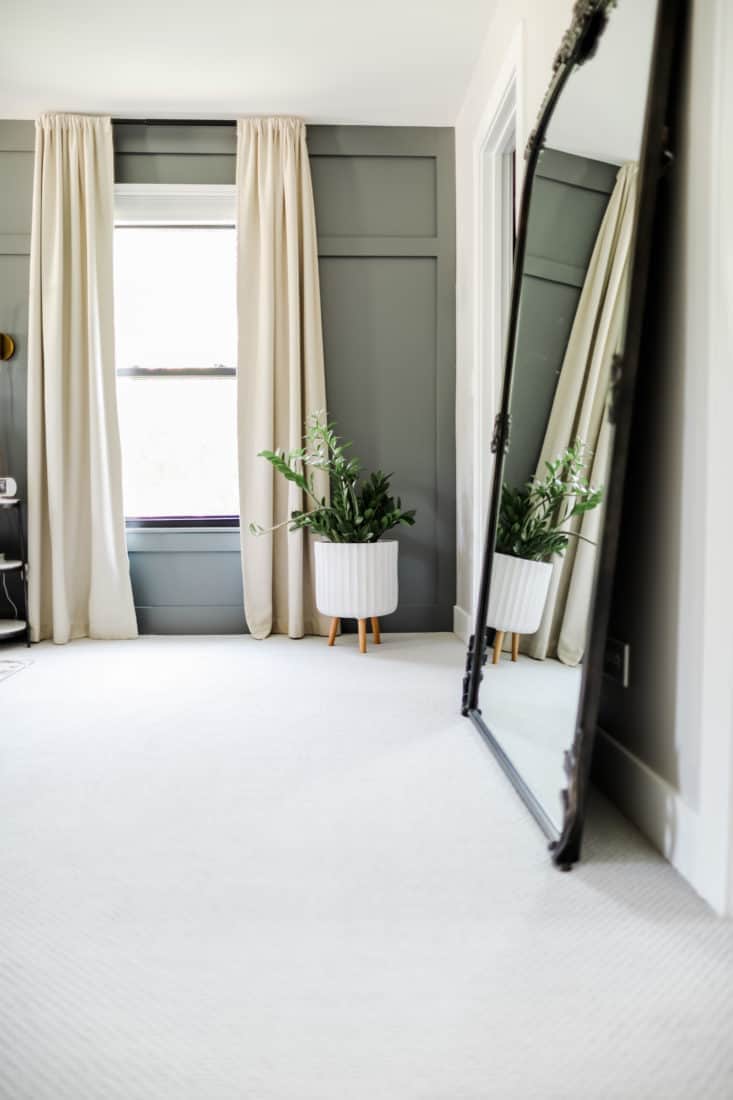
[487, 552, 553, 636]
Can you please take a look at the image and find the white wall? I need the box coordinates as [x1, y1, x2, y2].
[718, 0, 733, 918]
[595, 0, 733, 914]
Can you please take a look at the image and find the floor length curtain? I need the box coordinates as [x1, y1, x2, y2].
[236, 118, 329, 639]
[525, 162, 639, 665]
[27, 114, 137, 644]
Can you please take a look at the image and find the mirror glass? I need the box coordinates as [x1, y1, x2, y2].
[479, 0, 659, 830]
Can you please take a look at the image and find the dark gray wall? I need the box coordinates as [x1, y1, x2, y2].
[505, 148, 617, 488]
[127, 528, 245, 634]
[0, 122, 33, 615]
[0, 121, 455, 634]
[0, 122, 33, 495]
[310, 127, 456, 632]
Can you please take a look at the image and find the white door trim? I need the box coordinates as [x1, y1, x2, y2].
[696, 0, 733, 915]
[720, 0, 733, 919]
[471, 27, 523, 614]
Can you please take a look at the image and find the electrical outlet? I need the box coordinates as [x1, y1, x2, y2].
[604, 637, 630, 687]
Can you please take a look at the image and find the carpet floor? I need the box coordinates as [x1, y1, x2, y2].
[1, 633, 732, 1099]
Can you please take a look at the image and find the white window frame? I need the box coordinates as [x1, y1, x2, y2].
[114, 183, 236, 226]
[113, 183, 239, 526]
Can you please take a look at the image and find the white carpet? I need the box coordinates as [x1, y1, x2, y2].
[1, 633, 732, 1100]
[0, 658, 29, 684]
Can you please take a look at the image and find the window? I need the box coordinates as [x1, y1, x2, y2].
[113, 186, 238, 524]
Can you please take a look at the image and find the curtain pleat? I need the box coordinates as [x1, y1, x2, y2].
[27, 113, 137, 643]
[524, 161, 639, 665]
[236, 118, 329, 639]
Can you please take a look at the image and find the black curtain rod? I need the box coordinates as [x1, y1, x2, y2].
[112, 119, 236, 127]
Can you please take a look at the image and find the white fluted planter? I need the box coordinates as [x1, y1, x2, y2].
[487, 552, 553, 635]
[314, 540, 399, 619]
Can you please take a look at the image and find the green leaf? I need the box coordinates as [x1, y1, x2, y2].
[495, 440, 603, 562]
[249, 412, 416, 542]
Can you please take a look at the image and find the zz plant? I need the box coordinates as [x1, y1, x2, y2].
[496, 440, 603, 563]
[249, 413, 416, 543]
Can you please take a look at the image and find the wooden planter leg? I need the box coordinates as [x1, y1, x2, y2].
[328, 617, 339, 647]
[492, 631, 505, 665]
[358, 619, 367, 654]
[511, 633, 520, 662]
[370, 617, 381, 644]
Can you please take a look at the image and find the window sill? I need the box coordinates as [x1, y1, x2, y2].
[126, 527, 241, 554]
[125, 516, 239, 531]
[126, 525, 241, 534]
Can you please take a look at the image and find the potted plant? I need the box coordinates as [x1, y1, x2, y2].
[489, 441, 603, 663]
[250, 414, 415, 652]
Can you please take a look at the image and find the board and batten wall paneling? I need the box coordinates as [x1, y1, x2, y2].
[309, 126, 456, 632]
[504, 148, 617, 489]
[126, 528, 246, 635]
[115, 123, 456, 633]
[0, 121, 456, 635]
[0, 122, 33, 495]
[0, 121, 34, 620]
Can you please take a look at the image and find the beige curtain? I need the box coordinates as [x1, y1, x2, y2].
[27, 114, 137, 644]
[236, 118, 328, 639]
[525, 162, 639, 665]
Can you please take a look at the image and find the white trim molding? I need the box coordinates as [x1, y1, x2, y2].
[453, 604, 472, 643]
[695, 0, 733, 916]
[114, 183, 236, 225]
[719, 0, 733, 920]
[594, 730, 702, 898]
[471, 27, 522, 614]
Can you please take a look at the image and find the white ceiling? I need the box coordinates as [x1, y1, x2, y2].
[0, 0, 495, 125]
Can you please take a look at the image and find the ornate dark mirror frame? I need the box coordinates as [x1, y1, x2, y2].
[461, 0, 686, 868]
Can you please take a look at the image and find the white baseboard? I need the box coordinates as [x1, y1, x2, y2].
[453, 605, 472, 643]
[594, 728, 707, 903]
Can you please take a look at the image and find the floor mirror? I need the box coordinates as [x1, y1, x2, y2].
[461, 0, 686, 868]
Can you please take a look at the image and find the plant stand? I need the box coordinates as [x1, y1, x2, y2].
[328, 616, 381, 654]
[492, 630, 521, 664]
[486, 553, 553, 668]
[314, 540, 398, 654]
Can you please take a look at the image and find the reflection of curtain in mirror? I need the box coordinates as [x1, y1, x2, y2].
[525, 162, 639, 666]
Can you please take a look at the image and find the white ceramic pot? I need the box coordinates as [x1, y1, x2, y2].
[487, 552, 553, 635]
[313, 540, 399, 619]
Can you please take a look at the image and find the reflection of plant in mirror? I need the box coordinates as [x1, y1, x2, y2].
[249, 413, 416, 543]
[496, 440, 603, 563]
